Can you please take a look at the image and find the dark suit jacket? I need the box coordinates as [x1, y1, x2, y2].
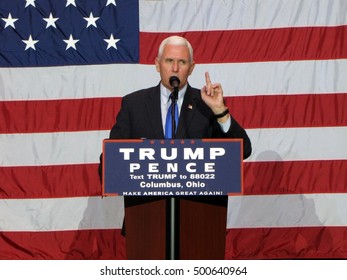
[108, 83, 252, 158]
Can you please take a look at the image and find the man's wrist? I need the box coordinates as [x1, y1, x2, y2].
[214, 108, 229, 119]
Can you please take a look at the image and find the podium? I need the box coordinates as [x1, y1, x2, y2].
[124, 196, 228, 259]
[103, 139, 243, 260]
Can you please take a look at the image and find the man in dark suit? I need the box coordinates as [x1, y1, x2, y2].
[108, 36, 251, 158]
[101, 35, 252, 260]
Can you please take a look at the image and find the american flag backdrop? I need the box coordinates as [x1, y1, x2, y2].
[0, 0, 347, 259]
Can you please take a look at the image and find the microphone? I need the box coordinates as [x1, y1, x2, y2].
[169, 76, 180, 89]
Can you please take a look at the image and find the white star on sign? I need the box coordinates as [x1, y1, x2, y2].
[43, 13, 59, 28]
[2, 13, 18, 29]
[22, 35, 39, 50]
[104, 34, 120, 50]
[63, 34, 79, 50]
[83, 12, 99, 28]
[25, 0, 36, 8]
[66, 0, 76, 7]
[106, 0, 117, 6]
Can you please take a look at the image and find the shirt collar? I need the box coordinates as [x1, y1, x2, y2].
[160, 82, 188, 105]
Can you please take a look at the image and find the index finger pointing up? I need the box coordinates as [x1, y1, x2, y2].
[205, 71, 212, 87]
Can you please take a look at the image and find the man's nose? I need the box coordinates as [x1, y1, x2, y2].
[172, 61, 179, 72]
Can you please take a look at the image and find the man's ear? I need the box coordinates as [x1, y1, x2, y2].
[188, 61, 196, 76]
[155, 57, 160, 72]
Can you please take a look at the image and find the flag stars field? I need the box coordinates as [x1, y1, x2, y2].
[0, 0, 125, 54]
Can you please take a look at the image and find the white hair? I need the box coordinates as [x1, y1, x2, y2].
[157, 36, 194, 62]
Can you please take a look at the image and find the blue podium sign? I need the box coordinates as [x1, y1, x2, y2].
[102, 139, 243, 196]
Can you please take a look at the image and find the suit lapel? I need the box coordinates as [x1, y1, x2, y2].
[143, 84, 199, 139]
[145, 85, 165, 138]
[176, 86, 197, 138]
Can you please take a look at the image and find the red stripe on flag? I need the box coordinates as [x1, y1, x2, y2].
[0, 164, 102, 199]
[0, 98, 121, 134]
[140, 25, 347, 64]
[1, 160, 346, 199]
[225, 227, 347, 259]
[0, 229, 125, 260]
[2, 227, 346, 260]
[1, 94, 346, 133]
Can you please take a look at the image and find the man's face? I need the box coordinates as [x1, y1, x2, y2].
[155, 44, 195, 90]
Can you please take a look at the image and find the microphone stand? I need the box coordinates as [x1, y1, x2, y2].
[167, 87, 179, 260]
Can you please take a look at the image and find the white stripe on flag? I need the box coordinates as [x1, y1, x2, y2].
[0, 130, 109, 166]
[139, 0, 347, 31]
[1, 126, 346, 166]
[1, 60, 347, 101]
[2, 193, 347, 232]
[246, 126, 347, 162]
[0, 196, 123, 231]
[227, 193, 347, 228]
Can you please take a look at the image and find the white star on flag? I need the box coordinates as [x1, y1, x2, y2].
[22, 35, 39, 50]
[43, 13, 59, 29]
[2, 13, 18, 29]
[104, 34, 120, 50]
[25, 0, 36, 8]
[106, 0, 117, 6]
[84, 12, 99, 28]
[63, 34, 79, 50]
[66, 0, 76, 7]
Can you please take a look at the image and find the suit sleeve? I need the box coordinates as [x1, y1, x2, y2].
[109, 97, 132, 139]
[225, 115, 252, 159]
